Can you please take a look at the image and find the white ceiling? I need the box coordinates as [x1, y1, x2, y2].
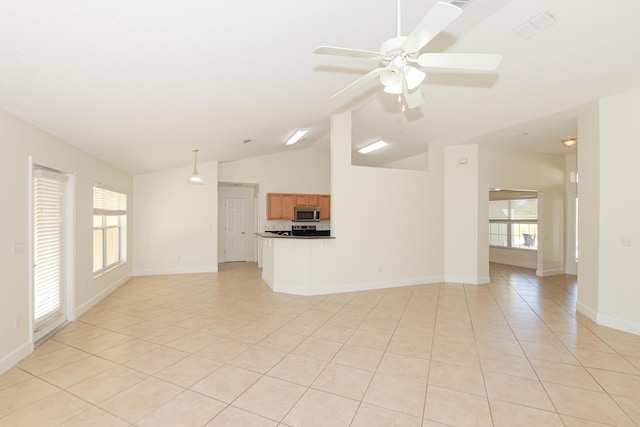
[2, 0, 640, 174]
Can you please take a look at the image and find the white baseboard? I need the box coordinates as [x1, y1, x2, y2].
[261, 273, 275, 291]
[272, 276, 444, 296]
[536, 268, 565, 277]
[76, 273, 132, 318]
[576, 300, 598, 322]
[597, 312, 640, 336]
[490, 257, 536, 269]
[443, 275, 490, 285]
[577, 301, 640, 336]
[133, 266, 218, 276]
[0, 340, 32, 376]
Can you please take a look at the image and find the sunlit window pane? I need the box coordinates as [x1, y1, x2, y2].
[93, 229, 103, 272]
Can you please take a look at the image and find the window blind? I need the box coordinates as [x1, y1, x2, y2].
[33, 170, 66, 324]
[93, 185, 127, 216]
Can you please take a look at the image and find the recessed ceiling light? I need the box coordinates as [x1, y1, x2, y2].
[357, 140, 389, 154]
[285, 128, 309, 146]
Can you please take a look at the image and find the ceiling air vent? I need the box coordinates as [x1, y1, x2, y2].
[450, 0, 473, 8]
[514, 10, 557, 39]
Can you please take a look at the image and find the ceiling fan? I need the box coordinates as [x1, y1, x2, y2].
[313, 1, 502, 109]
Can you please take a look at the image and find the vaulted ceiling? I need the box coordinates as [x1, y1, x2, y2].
[2, 0, 640, 174]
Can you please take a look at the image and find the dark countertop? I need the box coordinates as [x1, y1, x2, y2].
[254, 232, 335, 240]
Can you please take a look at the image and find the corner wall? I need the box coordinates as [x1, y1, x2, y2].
[0, 109, 133, 375]
[444, 145, 482, 283]
[579, 87, 640, 334]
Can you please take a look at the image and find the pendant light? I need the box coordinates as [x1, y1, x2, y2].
[187, 149, 204, 184]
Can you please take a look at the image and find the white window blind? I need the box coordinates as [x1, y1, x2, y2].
[33, 170, 67, 325]
[93, 185, 127, 216]
[93, 185, 127, 274]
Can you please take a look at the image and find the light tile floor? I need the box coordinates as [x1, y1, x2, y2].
[2, 262, 640, 426]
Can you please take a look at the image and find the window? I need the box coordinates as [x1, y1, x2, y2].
[93, 185, 127, 275]
[489, 198, 538, 250]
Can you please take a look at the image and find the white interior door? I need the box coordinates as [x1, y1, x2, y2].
[33, 168, 68, 342]
[225, 198, 246, 262]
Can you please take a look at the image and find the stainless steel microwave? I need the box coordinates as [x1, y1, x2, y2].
[293, 206, 321, 222]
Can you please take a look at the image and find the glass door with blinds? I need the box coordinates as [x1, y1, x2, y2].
[32, 168, 68, 342]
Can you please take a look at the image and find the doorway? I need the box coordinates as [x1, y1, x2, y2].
[218, 183, 258, 263]
[32, 166, 70, 343]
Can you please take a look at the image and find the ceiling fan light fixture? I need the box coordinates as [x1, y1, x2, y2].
[187, 149, 205, 185]
[285, 128, 309, 146]
[404, 66, 426, 90]
[358, 139, 389, 154]
[384, 83, 403, 95]
[562, 138, 577, 148]
[380, 69, 402, 88]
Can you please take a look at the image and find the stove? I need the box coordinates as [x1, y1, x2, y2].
[291, 225, 330, 237]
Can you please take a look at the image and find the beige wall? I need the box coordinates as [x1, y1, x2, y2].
[577, 103, 601, 319]
[444, 144, 483, 283]
[133, 162, 218, 275]
[578, 87, 640, 334]
[0, 109, 132, 374]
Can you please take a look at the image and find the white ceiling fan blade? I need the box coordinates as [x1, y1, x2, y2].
[330, 67, 388, 100]
[402, 79, 424, 109]
[417, 53, 502, 70]
[313, 46, 383, 60]
[402, 2, 462, 53]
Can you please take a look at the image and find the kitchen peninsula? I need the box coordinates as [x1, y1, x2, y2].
[256, 232, 336, 295]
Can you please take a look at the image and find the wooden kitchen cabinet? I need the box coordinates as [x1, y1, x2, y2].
[319, 195, 330, 220]
[267, 193, 330, 220]
[295, 194, 319, 207]
[267, 193, 295, 219]
[305, 194, 319, 206]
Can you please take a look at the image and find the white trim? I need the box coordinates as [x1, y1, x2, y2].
[444, 275, 490, 285]
[596, 312, 640, 336]
[490, 257, 536, 269]
[76, 273, 132, 318]
[133, 266, 218, 276]
[0, 340, 32, 376]
[270, 276, 444, 296]
[577, 301, 640, 336]
[536, 268, 565, 277]
[261, 273, 275, 291]
[576, 300, 598, 322]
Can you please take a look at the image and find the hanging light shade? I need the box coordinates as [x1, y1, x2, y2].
[187, 149, 204, 184]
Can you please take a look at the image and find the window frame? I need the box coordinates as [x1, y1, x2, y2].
[93, 185, 127, 277]
[489, 198, 538, 251]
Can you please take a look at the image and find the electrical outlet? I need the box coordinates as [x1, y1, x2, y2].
[621, 237, 633, 247]
[14, 316, 20, 330]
